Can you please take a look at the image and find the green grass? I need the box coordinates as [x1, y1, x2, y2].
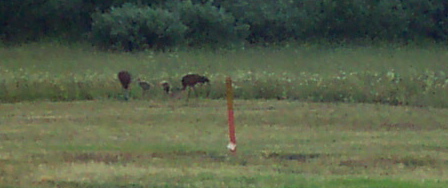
[0, 42, 447, 107]
[1, 100, 448, 187]
[1, 42, 447, 187]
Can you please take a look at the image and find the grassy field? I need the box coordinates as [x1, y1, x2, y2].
[1, 99, 448, 187]
[0, 42, 447, 187]
[0, 42, 447, 107]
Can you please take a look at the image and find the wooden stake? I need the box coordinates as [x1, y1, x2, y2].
[226, 77, 237, 153]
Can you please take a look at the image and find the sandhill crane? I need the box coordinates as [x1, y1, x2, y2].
[117, 71, 132, 101]
[159, 81, 171, 95]
[136, 78, 151, 97]
[181, 74, 211, 101]
[159, 81, 183, 99]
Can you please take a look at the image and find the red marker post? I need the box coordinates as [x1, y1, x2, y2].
[226, 77, 237, 154]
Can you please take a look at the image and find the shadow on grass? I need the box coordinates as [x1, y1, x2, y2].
[58, 151, 339, 165]
[339, 155, 444, 168]
[262, 152, 335, 162]
[35, 181, 145, 188]
[59, 150, 231, 164]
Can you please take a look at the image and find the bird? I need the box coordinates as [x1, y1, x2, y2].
[181, 74, 211, 101]
[159, 81, 183, 99]
[159, 81, 171, 95]
[117, 71, 132, 101]
[136, 78, 151, 98]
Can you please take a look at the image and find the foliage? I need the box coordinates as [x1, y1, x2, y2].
[1, 42, 447, 108]
[0, 0, 86, 42]
[220, 0, 325, 43]
[91, 3, 187, 51]
[2, 0, 448, 49]
[166, 0, 249, 48]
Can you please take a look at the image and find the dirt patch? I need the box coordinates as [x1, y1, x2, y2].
[34, 181, 145, 188]
[240, 106, 276, 111]
[339, 155, 441, 168]
[60, 151, 221, 164]
[339, 158, 393, 168]
[263, 152, 326, 162]
[379, 122, 423, 131]
[424, 146, 448, 152]
[0, 133, 11, 140]
[379, 121, 446, 131]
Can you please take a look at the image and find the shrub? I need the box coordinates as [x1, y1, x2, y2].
[166, 0, 249, 48]
[90, 3, 187, 51]
[403, 0, 448, 41]
[222, 0, 310, 43]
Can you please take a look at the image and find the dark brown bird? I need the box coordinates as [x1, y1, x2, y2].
[137, 78, 151, 97]
[159, 81, 171, 95]
[159, 81, 183, 99]
[118, 71, 132, 101]
[181, 74, 211, 101]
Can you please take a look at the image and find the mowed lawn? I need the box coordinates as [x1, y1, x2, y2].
[1, 99, 448, 187]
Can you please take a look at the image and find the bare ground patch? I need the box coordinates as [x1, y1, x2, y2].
[339, 155, 443, 169]
[261, 152, 335, 163]
[378, 122, 446, 131]
[59, 151, 231, 164]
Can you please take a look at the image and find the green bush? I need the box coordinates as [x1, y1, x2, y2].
[219, 0, 448, 44]
[0, 0, 87, 42]
[166, 1, 249, 48]
[86, 0, 448, 46]
[2, 0, 448, 48]
[222, 0, 311, 43]
[404, 0, 448, 41]
[90, 3, 187, 51]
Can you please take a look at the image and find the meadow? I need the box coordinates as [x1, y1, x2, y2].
[1, 100, 448, 187]
[0, 42, 448, 187]
[0, 42, 447, 107]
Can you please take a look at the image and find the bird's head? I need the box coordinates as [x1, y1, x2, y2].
[159, 81, 170, 87]
[199, 76, 210, 83]
[159, 81, 171, 93]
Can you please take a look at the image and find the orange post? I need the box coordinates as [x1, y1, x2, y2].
[226, 77, 237, 153]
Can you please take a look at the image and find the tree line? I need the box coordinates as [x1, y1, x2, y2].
[1, 0, 447, 51]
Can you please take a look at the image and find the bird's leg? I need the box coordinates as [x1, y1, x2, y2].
[205, 84, 211, 98]
[186, 87, 191, 102]
[124, 88, 129, 101]
[192, 86, 199, 98]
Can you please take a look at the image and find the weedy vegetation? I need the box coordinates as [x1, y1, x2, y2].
[0, 42, 447, 188]
[0, 42, 447, 108]
[2, 0, 448, 187]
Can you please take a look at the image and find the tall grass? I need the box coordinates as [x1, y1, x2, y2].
[0, 42, 447, 107]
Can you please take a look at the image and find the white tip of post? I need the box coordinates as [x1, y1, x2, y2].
[227, 142, 237, 151]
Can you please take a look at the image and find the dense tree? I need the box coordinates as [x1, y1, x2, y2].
[0, 0, 447, 50]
